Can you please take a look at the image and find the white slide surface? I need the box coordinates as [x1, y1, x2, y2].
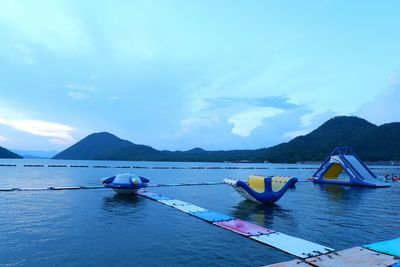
[343, 155, 376, 181]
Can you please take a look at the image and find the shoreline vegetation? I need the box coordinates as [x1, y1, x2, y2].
[2, 116, 400, 163]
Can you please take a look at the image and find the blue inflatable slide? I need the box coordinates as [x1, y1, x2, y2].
[312, 146, 390, 187]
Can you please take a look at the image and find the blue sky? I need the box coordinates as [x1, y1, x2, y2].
[0, 0, 399, 151]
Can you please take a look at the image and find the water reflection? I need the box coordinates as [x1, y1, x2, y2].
[318, 184, 370, 204]
[321, 184, 351, 201]
[229, 200, 296, 228]
[102, 194, 144, 212]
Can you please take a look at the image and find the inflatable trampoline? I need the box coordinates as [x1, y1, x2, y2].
[312, 146, 390, 187]
[101, 173, 149, 194]
[223, 175, 298, 204]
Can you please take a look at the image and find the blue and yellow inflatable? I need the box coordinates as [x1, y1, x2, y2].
[224, 175, 298, 204]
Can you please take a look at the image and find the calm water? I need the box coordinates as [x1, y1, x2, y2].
[0, 159, 399, 266]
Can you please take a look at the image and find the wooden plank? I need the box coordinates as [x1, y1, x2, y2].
[305, 247, 398, 267]
[262, 259, 311, 267]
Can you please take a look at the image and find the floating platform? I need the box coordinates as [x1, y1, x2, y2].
[157, 199, 190, 207]
[251, 232, 334, 258]
[136, 190, 333, 259]
[135, 190, 172, 201]
[173, 204, 207, 213]
[190, 210, 233, 222]
[213, 219, 274, 236]
[157, 199, 207, 213]
[264, 245, 400, 266]
[363, 237, 400, 257]
[305, 247, 398, 267]
[262, 259, 311, 267]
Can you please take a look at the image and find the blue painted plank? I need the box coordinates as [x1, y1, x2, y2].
[145, 194, 171, 201]
[136, 191, 172, 201]
[189, 210, 233, 222]
[364, 238, 400, 257]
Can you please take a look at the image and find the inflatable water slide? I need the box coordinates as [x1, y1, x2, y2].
[312, 146, 390, 187]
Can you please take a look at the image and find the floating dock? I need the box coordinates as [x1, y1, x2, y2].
[266, 246, 399, 267]
[135, 189, 334, 259]
[135, 189, 399, 266]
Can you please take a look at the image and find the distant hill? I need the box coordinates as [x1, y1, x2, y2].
[53, 132, 156, 160]
[0, 146, 22, 159]
[259, 116, 400, 162]
[53, 116, 400, 162]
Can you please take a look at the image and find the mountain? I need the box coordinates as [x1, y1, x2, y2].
[347, 122, 400, 161]
[53, 116, 400, 162]
[260, 116, 400, 162]
[0, 146, 22, 159]
[53, 132, 157, 160]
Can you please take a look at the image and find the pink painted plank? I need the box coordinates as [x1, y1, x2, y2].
[213, 219, 274, 236]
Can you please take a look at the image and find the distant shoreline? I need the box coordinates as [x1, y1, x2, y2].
[1, 157, 400, 167]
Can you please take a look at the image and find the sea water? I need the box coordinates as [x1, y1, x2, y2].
[0, 159, 399, 266]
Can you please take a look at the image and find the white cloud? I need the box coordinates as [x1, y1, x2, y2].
[388, 71, 400, 87]
[65, 84, 95, 100]
[67, 91, 91, 100]
[280, 110, 336, 140]
[0, 117, 75, 145]
[228, 107, 284, 137]
[89, 74, 101, 80]
[108, 96, 120, 101]
[180, 116, 219, 134]
[283, 129, 310, 139]
[300, 110, 337, 128]
[64, 84, 95, 92]
[356, 75, 400, 125]
[0, 0, 91, 54]
[0, 135, 8, 143]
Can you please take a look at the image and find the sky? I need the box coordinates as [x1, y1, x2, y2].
[0, 0, 399, 152]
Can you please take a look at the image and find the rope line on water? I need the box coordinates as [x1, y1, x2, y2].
[0, 164, 324, 170]
[0, 181, 229, 192]
[1, 164, 399, 172]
